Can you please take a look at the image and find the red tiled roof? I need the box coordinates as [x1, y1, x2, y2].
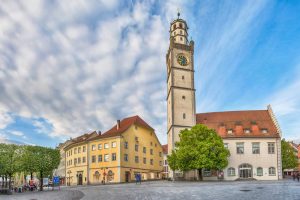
[162, 144, 168, 154]
[196, 110, 280, 138]
[64, 131, 98, 149]
[93, 115, 154, 139]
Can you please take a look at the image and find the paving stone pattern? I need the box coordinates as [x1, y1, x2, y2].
[1, 180, 300, 200]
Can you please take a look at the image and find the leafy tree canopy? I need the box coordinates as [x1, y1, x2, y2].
[281, 139, 298, 170]
[167, 124, 230, 180]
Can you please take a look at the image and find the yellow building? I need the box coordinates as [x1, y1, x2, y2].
[64, 115, 163, 185]
[64, 132, 98, 186]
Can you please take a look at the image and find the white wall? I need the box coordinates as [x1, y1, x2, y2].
[223, 138, 279, 180]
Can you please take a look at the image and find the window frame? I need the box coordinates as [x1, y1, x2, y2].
[252, 142, 260, 154]
[91, 155, 96, 163]
[268, 142, 275, 154]
[124, 154, 128, 162]
[112, 153, 116, 161]
[236, 142, 244, 154]
[112, 142, 117, 148]
[98, 155, 102, 162]
[269, 167, 276, 176]
[104, 154, 109, 162]
[257, 167, 263, 176]
[227, 167, 236, 176]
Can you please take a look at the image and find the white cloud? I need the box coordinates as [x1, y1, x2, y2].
[0, 108, 14, 129]
[10, 131, 24, 137]
[0, 1, 178, 145]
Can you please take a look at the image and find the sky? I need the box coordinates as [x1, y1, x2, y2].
[0, 0, 300, 147]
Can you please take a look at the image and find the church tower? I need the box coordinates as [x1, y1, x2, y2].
[166, 13, 196, 178]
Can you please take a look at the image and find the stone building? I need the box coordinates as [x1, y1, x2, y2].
[166, 13, 282, 180]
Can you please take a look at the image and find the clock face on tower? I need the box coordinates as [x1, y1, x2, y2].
[177, 54, 188, 66]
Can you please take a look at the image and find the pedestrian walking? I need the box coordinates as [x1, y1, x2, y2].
[293, 172, 296, 181]
[135, 174, 138, 185]
[297, 172, 300, 182]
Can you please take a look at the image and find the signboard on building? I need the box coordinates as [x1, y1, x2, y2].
[53, 176, 60, 185]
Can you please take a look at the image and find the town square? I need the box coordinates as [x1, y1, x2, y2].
[1, 0, 300, 199]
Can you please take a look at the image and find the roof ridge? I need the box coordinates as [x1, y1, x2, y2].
[197, 110, 267, 115]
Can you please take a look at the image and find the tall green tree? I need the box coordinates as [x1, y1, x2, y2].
[34, 146, 60, 191]
[0, 144, 23, 190]
[168, 124, 230, 180]
[21, 145, 39, 181]
[281, 139, 298, 171]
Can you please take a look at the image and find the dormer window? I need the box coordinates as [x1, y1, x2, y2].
[244, 129, 251, 134]
[261, 129, 268, 134]
[227, 129, 233, 134]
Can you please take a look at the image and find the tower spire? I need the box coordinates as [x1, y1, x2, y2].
[177, 8, 180, 19]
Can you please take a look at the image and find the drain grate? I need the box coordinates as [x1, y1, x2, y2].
[240, 189, 251, 192]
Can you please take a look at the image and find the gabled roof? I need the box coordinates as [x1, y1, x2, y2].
[64, 131, 98, 149]
[92, 115, 154, 140]
[162, 144, 168, 154]
[196, 110, 280, 138]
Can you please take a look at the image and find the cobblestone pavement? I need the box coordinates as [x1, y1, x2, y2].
[1, 180, 300, 200]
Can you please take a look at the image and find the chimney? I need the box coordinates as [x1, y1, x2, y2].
[117, 120, 121, 130]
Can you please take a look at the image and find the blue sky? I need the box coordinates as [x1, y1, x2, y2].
[0, 0, 300, 147]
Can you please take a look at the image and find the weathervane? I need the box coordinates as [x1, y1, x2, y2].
[177, 8, 180, 19]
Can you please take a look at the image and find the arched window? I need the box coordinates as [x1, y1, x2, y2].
[179, 23, 182, 28]
[228, 167, 235, 176]
[173, 24, 176, 30]
[269, 167, 276, 176]
[93, 171, 100, 182]
[257, 167, 263, 176]
[107, 170, 114, 182]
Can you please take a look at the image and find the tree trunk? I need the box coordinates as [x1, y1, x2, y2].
[5, 175, 7, 188]
[31, 172, 33, 180]
[8, 174, 11, 190]
[40, 171, 43, 191]
[198, 169, 203, 181]
[1, 175, 4, 188]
